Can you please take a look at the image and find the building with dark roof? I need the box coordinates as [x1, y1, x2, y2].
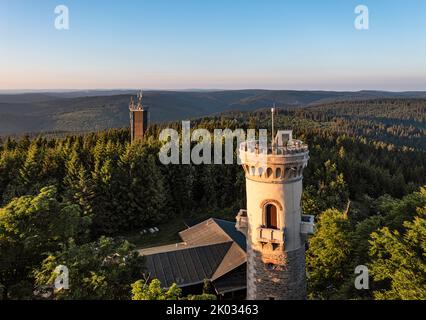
[138, 217, 247, 298]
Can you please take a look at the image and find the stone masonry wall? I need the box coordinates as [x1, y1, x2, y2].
[246, 243, 306, 300]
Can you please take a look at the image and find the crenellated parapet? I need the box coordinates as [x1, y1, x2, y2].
[239, 139, 309, 183]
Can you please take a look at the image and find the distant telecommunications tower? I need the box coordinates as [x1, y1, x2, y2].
[236, 108, 314, 300]
[129, 91, 149, 141]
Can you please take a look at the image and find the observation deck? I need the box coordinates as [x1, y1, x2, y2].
[239, 131, 309, 182]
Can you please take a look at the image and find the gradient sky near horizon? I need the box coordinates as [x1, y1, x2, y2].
[1, 0, 426, 91]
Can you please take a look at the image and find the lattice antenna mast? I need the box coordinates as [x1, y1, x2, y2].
[136, 90, 144, 110]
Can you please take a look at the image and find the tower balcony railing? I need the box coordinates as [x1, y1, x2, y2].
[239, 140, 308, 156]
[257, 226, 285, 244]
[300, 214, 315, 235]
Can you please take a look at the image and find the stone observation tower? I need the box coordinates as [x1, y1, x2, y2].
[129, 91, 149, 142]
[236, 124, 314, 299]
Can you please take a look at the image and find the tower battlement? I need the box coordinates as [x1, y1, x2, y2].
[239, 132, 309, 183]
[239, 139, 308, 156]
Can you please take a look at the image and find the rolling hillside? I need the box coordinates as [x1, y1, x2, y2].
[1, 90, 426, 135]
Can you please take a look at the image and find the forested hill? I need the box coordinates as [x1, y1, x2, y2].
[1, 90, 426, 135]
[299, 98, 426, 123]
[1, 99, 425, 300]
[292, 99, 426, 149]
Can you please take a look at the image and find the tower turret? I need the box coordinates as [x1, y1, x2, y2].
[236, 129, 314, 300]
[129, 90, 149, 141]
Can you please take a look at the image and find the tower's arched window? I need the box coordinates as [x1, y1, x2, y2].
[265, 204, 278, 229]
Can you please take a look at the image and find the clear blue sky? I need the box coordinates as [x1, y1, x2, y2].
[1, 0, 426, 91]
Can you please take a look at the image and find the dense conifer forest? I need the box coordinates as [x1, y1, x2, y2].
[0, 99, 425, 299]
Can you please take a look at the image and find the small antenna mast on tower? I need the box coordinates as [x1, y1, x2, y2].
[136, 90, 144, 110]
[129, 96, 134, 110]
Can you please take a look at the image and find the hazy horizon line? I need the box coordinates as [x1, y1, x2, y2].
[2, 88, 426, 94]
